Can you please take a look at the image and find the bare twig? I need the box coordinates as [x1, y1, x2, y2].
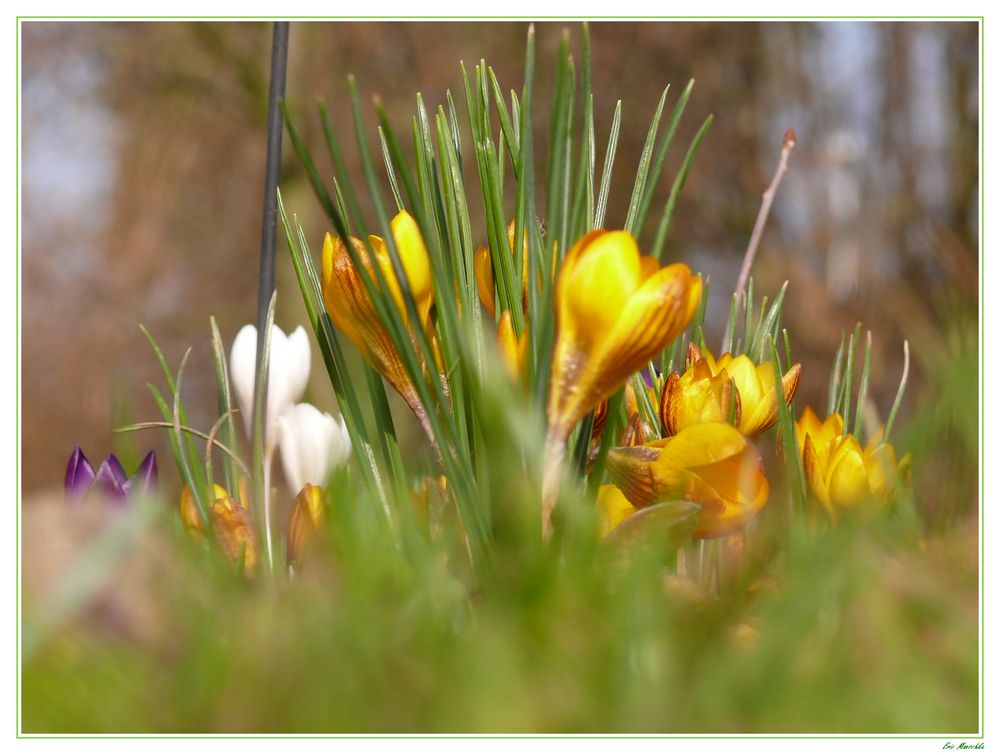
[734, 129, 797, 300]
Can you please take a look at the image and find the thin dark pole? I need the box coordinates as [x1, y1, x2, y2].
[253, 21, 290, 437]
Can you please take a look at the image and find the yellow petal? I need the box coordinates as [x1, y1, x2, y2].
[389, 210, 434, 322]
[559, 231, 642, 347]
[738, 362, 801, 436]
[474, 246, 496, 318]
[606, 423, 767, 539]
[321, 230, 429, 421]
[596, 484, 637, 539]
[603, 264, 701, 372]
[721, 354, 763, 411]
[656, 422, 749, 470]
[497, 309, 527, 379]
[802, 434, 832, 512]
[827, 438, 869, 508]
[287, 483, 326, 566]
[660, 366, 739, 435]
[179, 487, 204, 540]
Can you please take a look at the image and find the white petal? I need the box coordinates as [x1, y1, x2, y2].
[277, 402, 350, 495]
[230, 325, 258, 437]
[286, 326, 313, 401]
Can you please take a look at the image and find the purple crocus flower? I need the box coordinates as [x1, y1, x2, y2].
[130, 451, 158, 497]
[64, 445, 95, 501]
[64, 446, 158, 505]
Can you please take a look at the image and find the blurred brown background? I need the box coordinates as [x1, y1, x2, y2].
[21, 21, 979, 507]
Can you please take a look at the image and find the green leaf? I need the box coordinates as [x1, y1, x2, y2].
[651, 114, 713, 260]
[624, 86, 669, 235]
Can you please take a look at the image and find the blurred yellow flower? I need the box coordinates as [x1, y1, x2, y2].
[211, 492, 258, 576]
[474, 220, 529, 318]
[179, 480, 250, 541]
[547, 230, 701, 443]
[497, 309, 528, 379]
[660, 344, 800, 437]
[474, 246, 496, 318]
[796, 406, 911, 513]
[286, 483, 325, 567]
[322, 210, 440, 422]
[605, 422, 768, 539]
[180, 481, 257, 575]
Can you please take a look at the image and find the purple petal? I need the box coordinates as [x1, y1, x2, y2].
[104, 454, 129, 486]
[93, 458, 128, 503]
[64, 446, 95, 502]
[129, 451, 158, 497]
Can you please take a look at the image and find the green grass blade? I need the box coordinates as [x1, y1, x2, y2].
[885, 340, 910, 441]
[209, 316, 240, 497]
[623, 86, 668, 235]
[594, 100, 622, 229]
[282, 101, 339, 221]
[651, 114, 713, 260]
[853, 330, 873, 438]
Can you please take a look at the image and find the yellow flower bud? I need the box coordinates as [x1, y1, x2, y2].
[322, 210, 439, 424]
[286, 483, 326, 566]
[208, 487, 258, 576]
[179, 483, 231, 542]
[548, 230, 701, 443]
[497, 309, 528, 380]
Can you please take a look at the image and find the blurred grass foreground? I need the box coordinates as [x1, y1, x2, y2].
[20, 20, 979, 734]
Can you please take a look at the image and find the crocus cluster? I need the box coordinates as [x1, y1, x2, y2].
[64, 446, 158, 504]
[175, 322, 352, 574]
[318, 208, 908, 545]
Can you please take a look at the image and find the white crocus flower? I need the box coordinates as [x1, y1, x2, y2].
[230, 322, 311, 571]
[230, 323, 311, 443]
[278, 403, 352, 495]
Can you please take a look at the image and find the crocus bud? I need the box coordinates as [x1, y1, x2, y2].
[92, 454, 129, 503]
[548, 230, 702, 443]
[64, 446, 95, 503]
[130, 451, 158, 498]
[210, 494, 258, 576]
[286, 483, 325, 566]
[179, 486, 206, 540]
[230, 323, 312, 442]
[321, 211, 450, 433]
[277, 403, 351, 495]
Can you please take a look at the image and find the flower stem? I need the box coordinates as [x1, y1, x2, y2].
[541, 432, 566, 541]
[263, 442, 276, 574]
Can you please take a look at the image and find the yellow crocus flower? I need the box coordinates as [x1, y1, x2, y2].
[660, 353, 740, 434]
[547, 230, 702, 444]
[796, 406, 911, 513]
[322, 210, 439, 423]
[661, 344, 800, 437]
[604, 422, 768, 539]
[541, 230, 701, 537]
